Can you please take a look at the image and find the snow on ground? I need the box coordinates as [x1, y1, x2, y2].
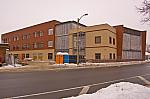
[63, 82, 150, 99]
[0, 64, 22, 69]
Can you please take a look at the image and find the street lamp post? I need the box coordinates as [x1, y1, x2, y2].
[77, 13, 88, 65]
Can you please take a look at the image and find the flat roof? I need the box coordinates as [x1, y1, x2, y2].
[2, 20, 61, 35]
[56, 21, 86, 27]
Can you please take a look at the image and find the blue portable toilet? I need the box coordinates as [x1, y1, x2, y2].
[63, 53, 69, 64]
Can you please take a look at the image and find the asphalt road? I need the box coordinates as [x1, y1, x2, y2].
[0, 63, 150, 99]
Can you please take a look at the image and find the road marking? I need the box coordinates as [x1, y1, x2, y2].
[5, 73, 150, 99]
[137, 76, 150, 85]
[79, 86, 90, 95]
[4, 86, 83, 99]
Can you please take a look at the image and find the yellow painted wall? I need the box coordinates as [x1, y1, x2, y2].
[7, 49, 54, 61]
[69, 24, 117, 60]
[86, 47, 116, 60]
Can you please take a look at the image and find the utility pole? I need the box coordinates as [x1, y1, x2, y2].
[77, 13, 88, 65]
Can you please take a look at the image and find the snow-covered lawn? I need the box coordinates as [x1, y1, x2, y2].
[63, 82, 150, 99]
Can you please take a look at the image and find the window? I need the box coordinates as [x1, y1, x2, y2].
[33, 42, 38, 48]
[23, 44, 30, 49]
[26, 54, 29, 58]
[48, 41, 53, 47]
[23, 35, 27, 40]
[113, 53, 115, 59]
[23, 44, 27, 49]
[23, 34, 30, 40]
[109, 53, 112, 59]
[38, 53, 43, 61]
[95, 36, 101, 44]
[113, 38, 115, 45]
[33, 32, 38, 37]
[16, 36, 19, 40]
[14, 54, 18, 59]
[39, 42, 44, 48]
[33, 53, 37, 60]
[13, 36, 17, 41]
[109, 37, 112, 44]
[95, 53, 101, 60]
[39, 31, 44, 36]
[48, 53, 53, 60]
[48, 29, 53, 35]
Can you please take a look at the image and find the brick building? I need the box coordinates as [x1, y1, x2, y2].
[1, 20, 146, 62]
[114, 25, 146, 61]
[1, 20, 60, 61]
[0, 43, 9, 65]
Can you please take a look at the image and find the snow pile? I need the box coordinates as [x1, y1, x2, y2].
[64, 82, 150, 99]
[0, 64, 22, 69]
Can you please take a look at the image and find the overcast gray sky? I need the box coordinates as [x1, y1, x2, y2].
[0, 0, 149, 43]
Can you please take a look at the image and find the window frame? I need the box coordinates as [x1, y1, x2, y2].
[95, 36, 101, 44]
[109, 53, 112, 59]
[109, 37, 112, 44]
[95, 53, 101, 60]
[48, 41, 53, 47]
[48, 29, 53, 35]
[48, 53, 53, 60]
[39, 31, 44, 37]
[113, 53, 115, 59]
[113, 38, 115, 45]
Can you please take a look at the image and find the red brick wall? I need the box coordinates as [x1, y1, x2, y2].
[113, 25, 124, 60]
[141, 31, 146, 60]
[2, 20, 60, 51]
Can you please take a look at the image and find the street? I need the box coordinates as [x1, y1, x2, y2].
[0, 63, 150, 99]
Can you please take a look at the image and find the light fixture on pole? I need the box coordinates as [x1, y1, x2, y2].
[77, 13, 88, 65]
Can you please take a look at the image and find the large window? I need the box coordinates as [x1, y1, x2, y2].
[48, 29, 53, 35]
[48, 53, 53, 60]
[95, 36, 101, 44]
[48, 41, 53, 47]
[95, 53, 101, 60]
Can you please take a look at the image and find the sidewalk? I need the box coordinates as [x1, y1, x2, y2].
[0, 60, 149, 72]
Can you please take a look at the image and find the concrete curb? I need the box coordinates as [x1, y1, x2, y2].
[0, 61, 149, 72]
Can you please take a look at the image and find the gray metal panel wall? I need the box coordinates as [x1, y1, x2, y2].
[130, 35, 141, 50]
[123, 33, 131, 50]
[55, 22, 85, 51]
[122, 51, 141, 59]
[122, 32, 142, 59]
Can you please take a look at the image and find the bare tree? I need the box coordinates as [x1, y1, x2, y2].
[137, 0, 150, 23]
